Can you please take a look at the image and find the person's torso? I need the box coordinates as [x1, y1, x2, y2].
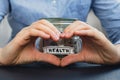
[8, 0, 92, 38]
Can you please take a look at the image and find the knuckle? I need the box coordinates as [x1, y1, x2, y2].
[74, 20, 82, 25]
[74, 21, 89, 28]
[31, 20, 43, 26]
[90, 30, 96, 36]
[39, 19, 48, 23]
[29, 28, 34, 34]
[48, 31, 54, 36]
[22, 27, 29, 30]
[31, 22, 42, 29]
[20, 27, 29, 33]
[31, 22, 38, 26]
[24, 30, 30, 36]
[31, 21, 38, 26]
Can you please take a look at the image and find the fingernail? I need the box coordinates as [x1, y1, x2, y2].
[55, 35, 59, 40]
[57, 32, 61, 37]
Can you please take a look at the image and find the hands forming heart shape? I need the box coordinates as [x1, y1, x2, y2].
[0, 19, 119, 66]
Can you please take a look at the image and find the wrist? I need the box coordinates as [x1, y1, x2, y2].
[114, 44, 120, 63]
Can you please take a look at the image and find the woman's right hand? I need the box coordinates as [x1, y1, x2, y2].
[0, 19, 61, 66]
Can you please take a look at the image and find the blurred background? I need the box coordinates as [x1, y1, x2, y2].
[0, 0, 120, 47]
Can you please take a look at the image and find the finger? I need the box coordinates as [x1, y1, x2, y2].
[64, 25, 86, 38]
[31, 23, 59, 41]
[63, 21, 80, 38]
[14, 28, 51, 46]
[29, 29, 50, 39]
[74, 29, 103, 40]
[61, 54, 84, 67]
[74, 30, 95, 37]
[35, 51, 60, 66]
[64, 21, 93, 34]
[38, 19, 61, 37]
[64, 21, 80, 33]
[63, 21, 89, 39]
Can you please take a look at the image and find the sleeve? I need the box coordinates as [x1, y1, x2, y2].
[92, 0, 120, 44]
[0, 0, 9, 22]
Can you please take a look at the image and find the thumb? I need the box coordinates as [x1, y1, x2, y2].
[35, 51, 61, 66]
[61, 54, 84, 67]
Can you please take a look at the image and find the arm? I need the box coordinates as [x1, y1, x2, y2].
[0, 0, 9, 22]
[0, 19, 60, 66]
[0, 1, 60, 66]
[60, 0, 120, 66]
[92, 0, 120, 62]
[92, 0, 120, 45]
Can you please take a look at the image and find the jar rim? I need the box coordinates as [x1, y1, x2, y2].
[40, 18, 78, 23]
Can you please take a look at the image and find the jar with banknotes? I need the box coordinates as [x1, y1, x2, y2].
[38, 18, 82, 58]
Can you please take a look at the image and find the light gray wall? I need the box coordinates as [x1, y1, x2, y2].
[0, 16, 11, 47]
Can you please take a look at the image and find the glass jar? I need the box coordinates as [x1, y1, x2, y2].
[38, 18, 82, 58]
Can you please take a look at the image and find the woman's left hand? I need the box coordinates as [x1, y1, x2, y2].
[60, 21, 120, 67]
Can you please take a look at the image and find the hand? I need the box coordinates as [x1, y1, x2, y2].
[60, 21, 119, 67]
[0, 19, 61, 66]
